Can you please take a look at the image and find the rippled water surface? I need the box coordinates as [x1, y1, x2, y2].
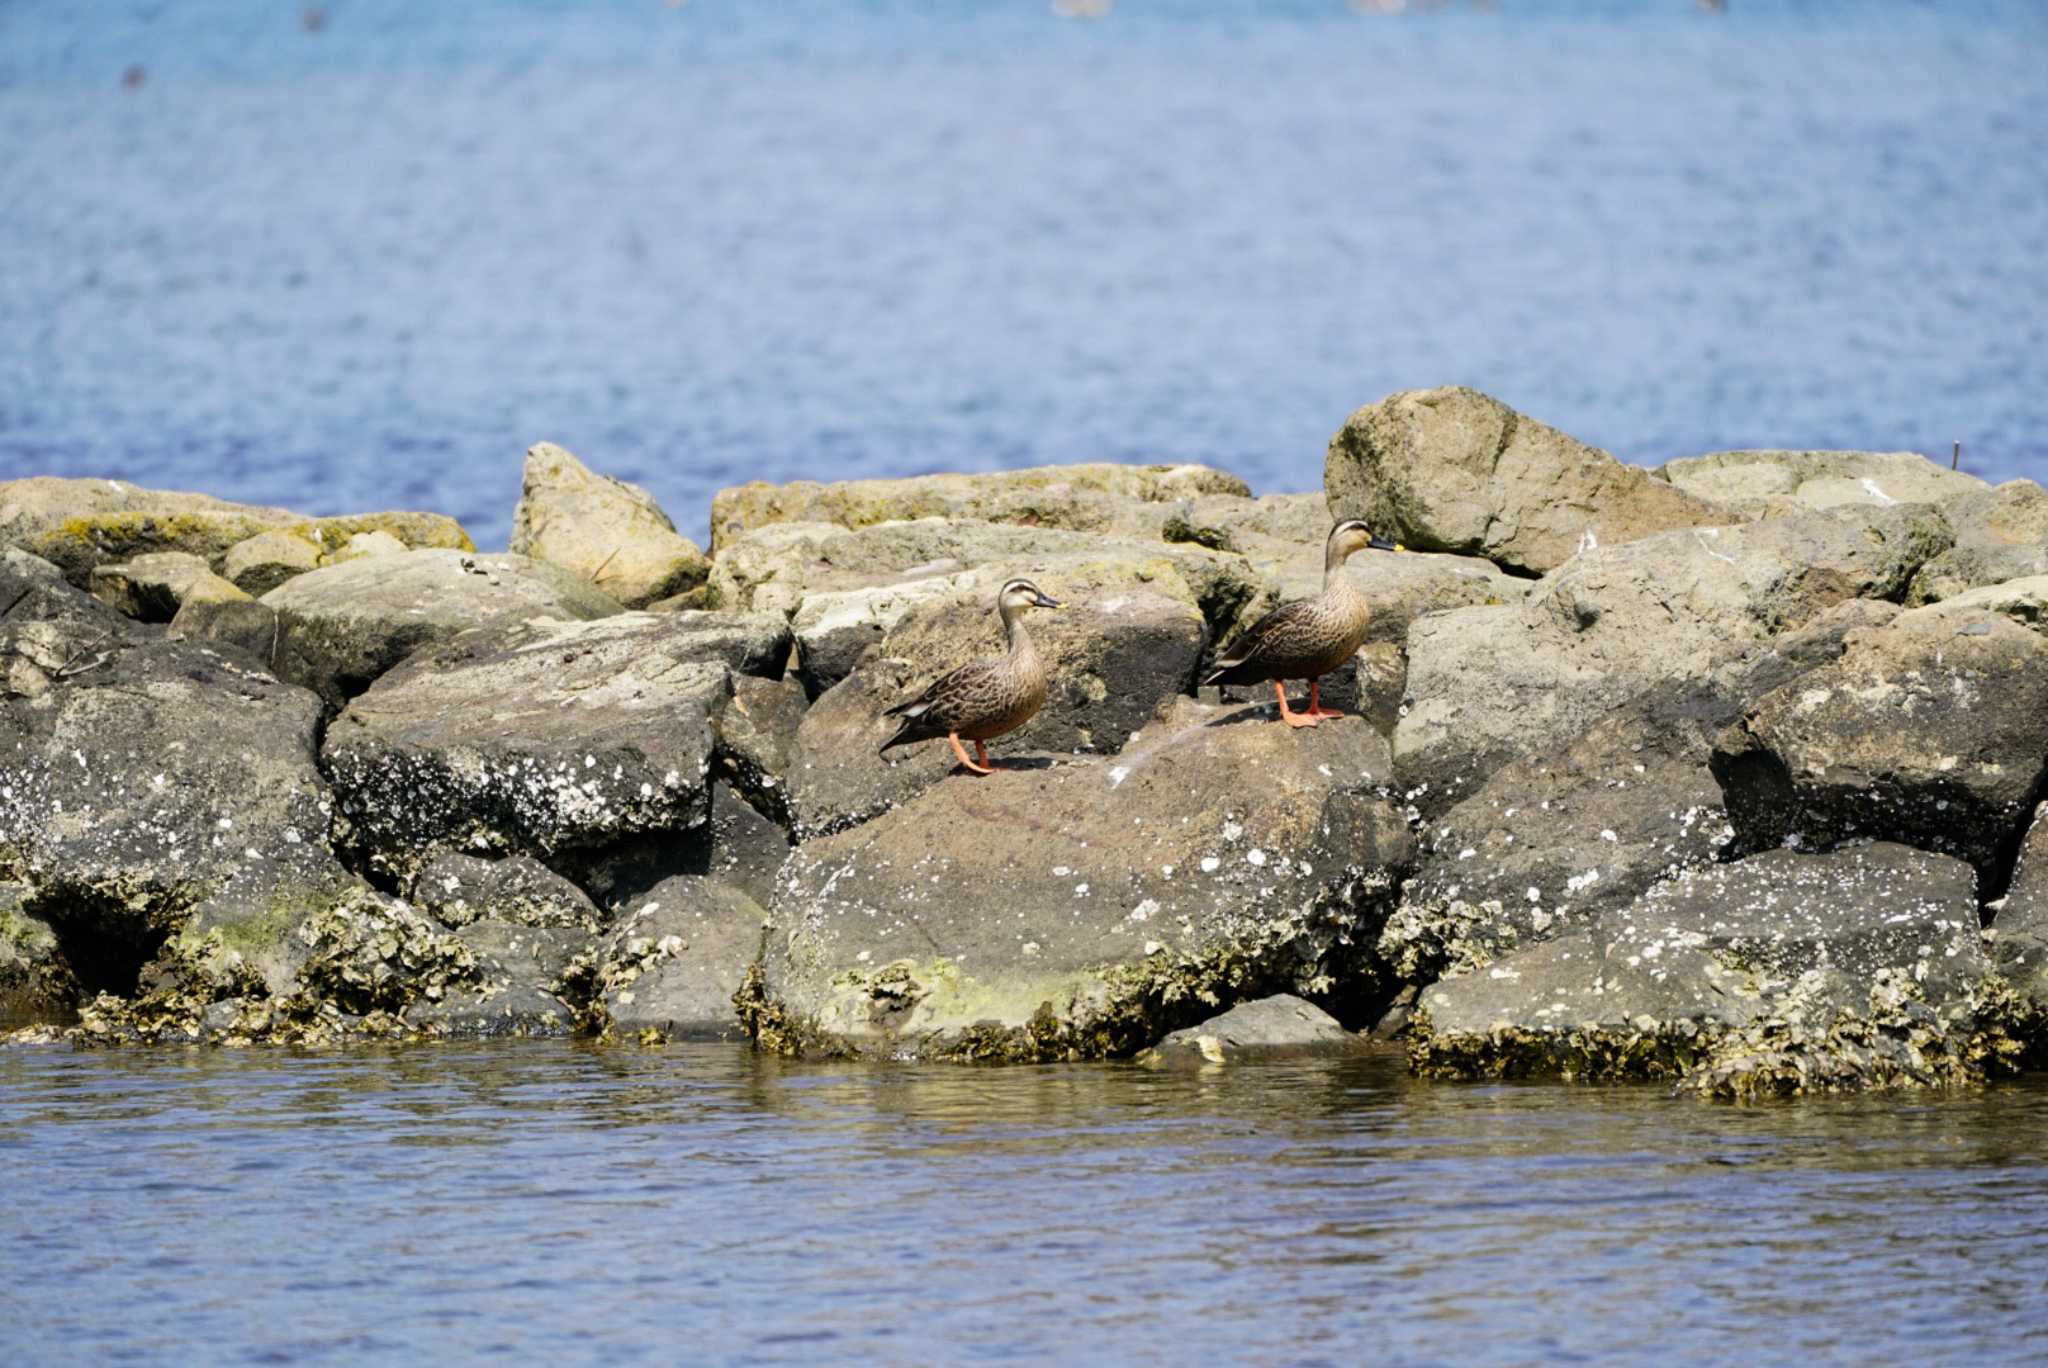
[4, 1043, 2047, 1364]
[3, 1, 2046, 546]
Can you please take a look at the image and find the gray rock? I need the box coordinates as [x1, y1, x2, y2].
[587, 880, 769, 1040]
[0, 882, 75, 1021]
[643, 610, 791, 679]
[262, 549, 623, 708]
[783, 559, 1211, 838]
[1396, 504, 1952, 815]
[89, 551, 249, 622]
[1383, 600, 1900, 983]
[1659, 449, 1985, 520]
[509, 441, 710, 608]
[1906, 480, 2048, 605]
[1997, 803, 2048, 942]
[707, 462, 1251, 554]
[0, 475, 473, 587]
[1325, 386, 1728, 574]
[322, 612, 731, 885]
[754, 698, 1413, 1060]
[166, 597, 281, 667]
[407, 852, 604, 930]
[712, 673, 808, 822]
[1139, 994, 1366, 1065]
[223, 531, 322, 596]
[1409, 844, 2008, 1097]
[1712, 576, 2048, 879]
[404, 982, 573, 1039]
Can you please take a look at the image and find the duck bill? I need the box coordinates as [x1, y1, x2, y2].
[1368, 536, 1404, 552]
[1033, 594, 1063, 609]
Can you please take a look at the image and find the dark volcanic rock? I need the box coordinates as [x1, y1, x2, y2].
[756, 699, 1413, 1060]
[1139, 994, 1367, 1066]
[1409, 844, 2012, 1098]
[322, 614, 731, 885]
[261, 549, 623, 708]
[1712, 577, 2048, 879]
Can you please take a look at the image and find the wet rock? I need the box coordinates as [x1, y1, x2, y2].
[509, 441, 710, 608]
[1325, 386, 1727, 574]
[712, 673, 808, 821]
[1905, 480, 2048, 605]
[321, 612, 729, 885]
[783, 558, 1208, 838]
[576, 880, 769, 1041]
[407, 852, 604, 930]
[1659, 449, 1985, 520]
[261, 549, 623, 708]
[1138, 994, 1366, 1066]
[0, 475, 473, 587]
[708, 462, 1250, 553]
[0, 882, 75, 1021]
[1384, 601, 1899, 982]
[753, 698, 1413, 1060]
[89, 552, 249, 622]
[1396, 504, 1952, 815]
[1409, 844, 2014, 1097]
[457, 918, 594, 988]
[224, 531, 322, 596]
[404, 983, 572, 1039]
[1712, 576, 2048, 879]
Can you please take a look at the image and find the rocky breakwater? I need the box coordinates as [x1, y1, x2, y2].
[6, 402, 2048, 1095]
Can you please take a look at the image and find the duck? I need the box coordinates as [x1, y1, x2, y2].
[878, 577, 1063, 775]
[1201, 519, 1402, 728]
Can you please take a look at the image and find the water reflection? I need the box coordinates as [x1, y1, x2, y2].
[4, 1042, 2046, 1362]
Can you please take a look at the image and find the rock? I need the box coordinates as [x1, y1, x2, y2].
[327, 529, 409, 563]
[88, 552, 250, 622]
[751, 698, 1413, 1060]
[1906, 480, 2048, 605]
[166, 597, 280, 666]
[701, 783, 790, 911]
[1383, 600, 1899, 983]
[1396, 504, 1952, 815]
[1325, 387, 1728, 574]
[1712, 576, 2048, 880]
[407, 852, 604, 930]
[0, 475, 473, 587]
[224, 531, 322, 596]
[1996, 804, 2048, 942]
[0, 882, 75, 1021]
[261, 549, 623, 708]
[1138, 994, 1366, 1065]
[509, 441, 710, 608]
[1991, 805, 2048, 1029]
[782, 558, 1209, 839]
[708, 462, 1251, 553]
[578, 880, 769, 1041]
[644, 610, 791, 680]
[1408, 844, 2016, 1097]
[1659, 449, 1986, 520]
[2, 546, 131, 649]
[712, 673, 809, 822]
[404, 983, 572, 1040]
[321, 612, 730, 885]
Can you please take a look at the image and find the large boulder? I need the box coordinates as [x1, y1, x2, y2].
[261, 549, 623, 708]
[1408, 844, 2016, 1098]
[1382, 600, 1899, 985]
[0, 476, 472, 588]
[576, 879, 769, 1041]
[1659, 449, 1985, 520]
[88, 551, 249, 622]
[1906, 480, 2048, 605]
[1712, 576, 2048, 880]
[321, 613, 736, 885]
[707, 462, 1250, 553]
[752, 699, 1414, 1060]
[1324, 387, 1728, 574]
[1395, 503, 1952, 815]
[509, 442, 710, 608]
[782, 558, 1210, 839]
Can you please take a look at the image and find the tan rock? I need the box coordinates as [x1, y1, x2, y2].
[509, 442, 707, 608]
[88, 551, 250, 622]
[224, 530, 322, 596]
[1325, 386, 1729, 573]
[1659, 449, 1986, 519]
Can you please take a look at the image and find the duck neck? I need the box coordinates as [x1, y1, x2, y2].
[1322, 542, 1358, 594]
[1001, 604, 1035, 660]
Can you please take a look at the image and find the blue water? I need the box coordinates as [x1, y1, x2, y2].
[3, 1, 2044, 549]
[4, 1042, 2048, 1365]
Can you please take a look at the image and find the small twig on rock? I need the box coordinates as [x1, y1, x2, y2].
[0, 587, 31, 622]
[55, 628, 117, 678]
[590, 545, 622, 583]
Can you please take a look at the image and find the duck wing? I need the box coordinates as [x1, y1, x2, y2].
[1201, 597, 1320, 686]
[884, 657, 1003, 726]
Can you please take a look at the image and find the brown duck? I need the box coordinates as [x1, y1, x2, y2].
[1202, 519, 1402, 727]
[878, 577, 1062, 774]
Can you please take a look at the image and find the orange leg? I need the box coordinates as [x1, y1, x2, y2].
[949, 733, 993, 775]
[1273, 680, 1321, 729]
[973, 739, 1000, 772]
[1307, 678, 1345, 719]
